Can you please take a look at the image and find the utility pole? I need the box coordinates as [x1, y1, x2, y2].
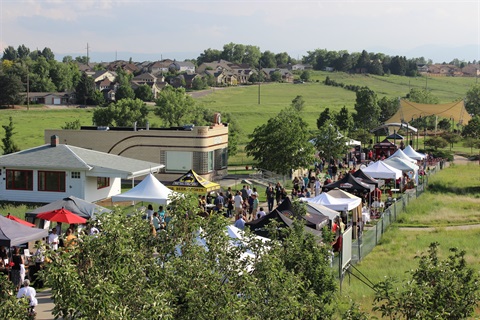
[86, 43, 90, 65]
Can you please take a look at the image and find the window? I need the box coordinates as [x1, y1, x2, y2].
[71, 172, 80, 179]
[207, 151, 214, 172]
[6, 170, 33, 190]
[97, 177, 110, 189]
[38, 171, 66, 192]
[166, 151, 192, 172]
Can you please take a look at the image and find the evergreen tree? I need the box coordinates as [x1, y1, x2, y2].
[2, 117, 20, 154]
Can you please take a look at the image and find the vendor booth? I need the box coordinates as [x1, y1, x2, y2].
[170, 170, 220, 195]
[372, 139, 398, 160]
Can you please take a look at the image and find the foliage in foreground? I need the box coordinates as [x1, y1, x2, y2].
[373, 242, 480, 320]
[0, 274, 30, 320]
[42, 193, 337, 319]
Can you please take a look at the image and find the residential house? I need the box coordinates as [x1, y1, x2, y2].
[462, 64, 480, 77]
[0, 135, 164, 204]
[169, 61, 196, 74]
[131, 73, 167, 99]
[92, 70, 117, 83]
[25, 92, 74, 105]
[169, 73, 202, 88]
[291, 64, 313, 71]
[261, 68, 294, 83]
[204, 70, 238, 86]
[149, 59, 174, 74]
[107, 60, 138, 74]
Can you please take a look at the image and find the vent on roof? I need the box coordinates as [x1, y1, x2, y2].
[51, 135, 59, 147]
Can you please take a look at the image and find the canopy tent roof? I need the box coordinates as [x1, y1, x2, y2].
[301, 192, 361, 212]
[374, 139, 398, 149]
[327, 188, 362, 200]
[306, 202, 340, 220]
[6, 214, 35, 227]
[170, 170, 220, 195]
[112, 173, 179, 205]
[362, 161, 403, 180]
[383, 157, 419, 176]
[246, 198, 323, 238]
[352, 169, 385, 188]
[26, 195, 111, 220]
[386, 99, 472, 125]
[388, 148, 417, 164]
[322, 173, 375, 193]
[403, 145, 426, 160]
[371, 122, 418, 134]
[386, 132, 404, 140]
[0, 215, 48, 247]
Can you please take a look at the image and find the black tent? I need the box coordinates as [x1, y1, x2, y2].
[245, 198, 324, 239]
[25, 196, 111, 221]
[322, 173, 375, 193]
[0, 215, 48, 247]
[386, 132, 404, 140]
[352, 169, 385, 188]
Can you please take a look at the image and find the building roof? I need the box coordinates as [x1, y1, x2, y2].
[0, 143, 164, 179]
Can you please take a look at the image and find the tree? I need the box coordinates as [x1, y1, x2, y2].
[244, 45, 261, 67]
[91, 90, 105, 105]
[270, 70, 282, 82]
[334, 106, 354, 134]
[378, 96, 400, 123]
[134, 84, 154, 101]
[300, 70, 311, 82]
[62, 119, 82, 130]
[437, 118, 451, 131]
[43, 193, 337, 319]
[0, 72, 24, 107]
[0, 274, 29, 320]
[465, 84, 480, 116]
[154, 86, 199, 127]
[260, 50, 276, 68]
[440, 132, 461, 150]
[405, 88, 439, 104]
[17, 44, 30, 59]
[93, 98, 149, 127]
[425, 136, 448, 150]
[291, 95, 305, 112]
[275, 52, 290, 66]
[462, 137, 480, 154]
[2, 46, 18, 61]
[115, 84, 135, 101]
[191, 76, 208, 90]
[353, 87, 381, 130]
[462, 115, 480, 138]
[373, 242, 480, 319]
[75, 73, 95, 105]
[314, 120, 348, 162]
[41, 47, 55, 61]
[2, 117, 20, 154]
[197, 48, 222, 65]
[317, 108, 333, 129]
[245, 107, 315, 175]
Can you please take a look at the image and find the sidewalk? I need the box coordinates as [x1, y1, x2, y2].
[35, 289, 55, 320]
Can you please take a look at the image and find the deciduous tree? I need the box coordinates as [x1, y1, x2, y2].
[245, 107, 315, 175]
[314, 120, 348, 162]
[405, 88, 439, 104]
[93, 98, 149, 127]
[154, 86, 199, 127]
[291, 95, 305, 112]
[353, 87, 381, 130]
[465, 84, 480, 116]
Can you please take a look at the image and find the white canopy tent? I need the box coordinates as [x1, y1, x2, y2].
[362, 161, 403, 180]
[306, 202, 340, 220]
[403, 145, 426, 160]
[388, 148, 417, 164]
[301, 192, 361, 212]
[112, 173, 179, 205]
[383, 157, 419, 184]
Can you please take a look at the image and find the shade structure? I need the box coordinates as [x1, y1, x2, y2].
[352, 169, 385, 188]
[386, 132, 404, 140]
[6, 214, 35, 227]
[37, 208, 87, 224]
[170, 170, 220, 195]
[26, 195, 111, 220]
[322, 173, 374, 193]
[112, 173, 179, 205]
[388, 148, 417, 164]
[301, 192, 361, 212]
[0, 215, 48, 247]
[362, 161, 403, 180]
[383, 157, 419, 183]
[403, 145, 426, 160]
[306, 202, 340, 220]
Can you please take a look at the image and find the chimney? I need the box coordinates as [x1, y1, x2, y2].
[146, 121, 150, 131]
[50, 135, 59, 147]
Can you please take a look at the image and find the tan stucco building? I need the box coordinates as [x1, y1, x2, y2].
[45, 122, 229, 182]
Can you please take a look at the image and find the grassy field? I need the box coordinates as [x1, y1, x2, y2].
[338, 163, 480, 316]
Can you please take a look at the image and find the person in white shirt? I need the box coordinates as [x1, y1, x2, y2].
[17, 279, 38, 310]
[314, 177, 322, 197]
[48, 227, 59, 250]
[256, 207, 267, 219]
[234, 191, 243, 215]
[246, 185, 253, 197]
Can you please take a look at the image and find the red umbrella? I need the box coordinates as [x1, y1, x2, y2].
[37, 208, 87, 224]
[6, 214, 35, 227]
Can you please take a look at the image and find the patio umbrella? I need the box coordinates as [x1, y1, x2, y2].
[37, 208, 87, 224]
[5, 214, 35, 227]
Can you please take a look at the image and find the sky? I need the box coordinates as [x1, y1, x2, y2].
[1, 0, 479, 64]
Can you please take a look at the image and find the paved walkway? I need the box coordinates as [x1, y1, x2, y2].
[35, 289, 55, 320]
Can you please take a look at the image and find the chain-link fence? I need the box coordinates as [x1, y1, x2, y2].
[333, 162, 442, 270]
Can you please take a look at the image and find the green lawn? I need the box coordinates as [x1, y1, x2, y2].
[338, 163, 480, 316]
